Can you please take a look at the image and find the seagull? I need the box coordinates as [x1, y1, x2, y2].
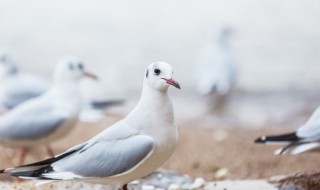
[197, 25, 237, 112]
[0, 61, 180, 190]
[0, 50, 50, 110]
[0, 56, 97, 165]
[0, 50, 124, 120]
[255, 107, 320, 155]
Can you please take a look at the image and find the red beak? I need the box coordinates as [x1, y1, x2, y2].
[82, 71, 98, 80]
[162, 78, 181, 89]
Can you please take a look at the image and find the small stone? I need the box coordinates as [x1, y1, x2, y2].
[183, 174, 191, 178]
[215, 168, 229, 179]
[142, 185, 155, 190]
[212, 129, 228, 142]
[130, 180, 140, 185]
[168, 184, 180, 190]
[190, 178, 206, 189]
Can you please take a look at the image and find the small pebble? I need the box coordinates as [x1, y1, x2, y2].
[212, 129, 228, 142]
[215, 168, 229, 179]
[168, 184, 180, 190]
[142, 184, 156, 190]
[130, 180, 140, 185]
[189, 178, 206, 189]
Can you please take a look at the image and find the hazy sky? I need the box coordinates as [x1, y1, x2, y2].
[0, 0, 319, 92]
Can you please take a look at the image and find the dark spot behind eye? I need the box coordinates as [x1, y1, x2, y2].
[154, 68, 161, 75]
[78, 63, 84, 70]
[146, 69, 149, 78]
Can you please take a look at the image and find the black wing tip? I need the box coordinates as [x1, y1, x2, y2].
[11, 171, 33, 177]
[15, 149, 77, 169]
[254, 136, 266, 143]
[11, 165, 53, 178]
[1, 146, 79, 178]
[254, 132, 300, 143]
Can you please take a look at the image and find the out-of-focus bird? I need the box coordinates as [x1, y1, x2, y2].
[255, 107, 320, 155]
[197, 25, 237, 112]
[1, 61, 180, 190]
[0, 49, 124, 121]
[0, 50, 50, 110]
[0, 56, 97, 165]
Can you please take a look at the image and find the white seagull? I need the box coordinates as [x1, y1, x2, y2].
[0, 50, 124, 121]
[0, 56, 97, 165]
[1, 61, 180, 190]
[197, 25, 237, 96]
[255, 107, 320, 155]
[0, 50, 50, 110]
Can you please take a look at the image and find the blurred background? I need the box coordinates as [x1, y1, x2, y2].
[0, 0, 320, 183]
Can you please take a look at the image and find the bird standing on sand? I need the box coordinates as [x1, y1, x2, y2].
[255, 107, 320, 155]
[1, 61, 180, 190]
[197, 25, 237, 112]
[0, 57, 97, 164]
[0, 50, 124, 122]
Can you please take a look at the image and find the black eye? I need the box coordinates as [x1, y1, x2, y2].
[154, 68, 161, 75]
[78, 63, 84, 70]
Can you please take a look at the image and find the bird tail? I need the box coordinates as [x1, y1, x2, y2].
[1, 148, 77, 174]
[90, 99, 125, 110]
[275, 142, 320, 155]
[0, 147, 80, 182]
[254, 132, 301, 144]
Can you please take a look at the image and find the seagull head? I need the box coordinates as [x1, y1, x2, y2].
[0, 49, 18, 77]
[54, 56, 98, 84]
[144, 61, 180, 91]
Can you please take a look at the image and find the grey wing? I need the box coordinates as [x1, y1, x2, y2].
[4, 92, 41, 109]
[297, 123, 320, 140]
[2, 75, 50, 109]
[50, 135, 154, 178]
[297, 108, 320, 139]
[0, 104, 68, 140]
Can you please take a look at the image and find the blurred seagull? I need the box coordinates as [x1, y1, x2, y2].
[0, 49, 50, 110]
[255, 107, 320, 155]
[1, 61, 180, 190]
[0, 49, 124, 121]
[197, 25, 237, 112]
[0, 56, 97, 165]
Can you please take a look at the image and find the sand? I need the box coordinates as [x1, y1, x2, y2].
[0, 111, 318, 189]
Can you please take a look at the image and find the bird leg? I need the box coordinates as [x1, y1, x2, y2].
[18, 148, 28, 165]
[122, 184, 128, 190]
[46, 146, 55, 157]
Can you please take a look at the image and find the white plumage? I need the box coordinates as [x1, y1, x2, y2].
[0, 56, 97, 164]
[255, 107, 320, 155]
[1, 62, 180, 190]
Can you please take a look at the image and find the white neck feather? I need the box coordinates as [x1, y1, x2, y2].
[131, 82, 174, 124]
